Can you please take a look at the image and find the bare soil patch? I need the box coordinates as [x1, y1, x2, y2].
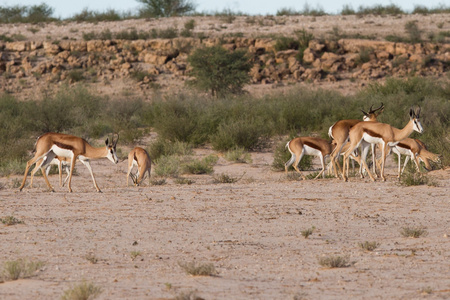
[1, 150, 449, 299]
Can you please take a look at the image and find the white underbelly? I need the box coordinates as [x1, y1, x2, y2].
[303, 145, 322, 157]
[50, 145, 74, 159]
[362, 133, 383, 145]
[394, 146, 412, 156]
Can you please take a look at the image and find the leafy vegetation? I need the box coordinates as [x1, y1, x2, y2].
[187, 45, 252, 97]
[137, 0, 196, 18]
[0, 77, 448, 176]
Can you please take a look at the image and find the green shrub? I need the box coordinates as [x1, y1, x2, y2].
[187, 45, 251, 97]
[153, 155, 181, 177]
[405, 21, 422, 43]
[224, 147, 252, 163]
[149, 138, 193, 161]
[274, 36, 300, 51]
[210, 119, 266, 151]
[181, 155, 218, 174]
[138, 0, 195, 17]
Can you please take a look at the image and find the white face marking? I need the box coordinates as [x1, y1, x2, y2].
[106, 147, 119, 164]
[413, 119, 424, 133]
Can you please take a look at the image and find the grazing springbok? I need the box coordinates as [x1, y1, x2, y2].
[380, 138, 440, 178]
[19, 133, 119, 192]
[342, 107, 423, 182]
[285, 137, 334, 180]
[127, 147, 152, 186]
[328, 103, 384, 178]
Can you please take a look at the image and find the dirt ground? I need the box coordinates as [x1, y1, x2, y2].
[1, 148, 449, 299]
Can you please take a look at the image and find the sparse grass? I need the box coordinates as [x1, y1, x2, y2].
[1, 259, 45, 281]
[0, 215, 24, 226]
[420, 287, 433, 295]
[400, 168, 432, 186]
[181, 155, 218, 175]
[175, 290, 203, 300]
[224, 147, 252, 163]
[130, 251, 141, 261]
[212, 173, 242, 184]
[84, 253, 98, 264]
[358, 241, 380, 251]
[175, 177, 194, 185]
[61, 281, 102, 300]
[150, 177, 167, 185]
[400, 226, 428, 238]
[301, 226, 315, 238]
[318, 255, 351, 268]
[179, 261, 217, 276]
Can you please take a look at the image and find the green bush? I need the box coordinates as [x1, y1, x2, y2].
[181, 155, 218, 174]
[148, 138, 193, 161]
[137, 0, 196, 18]
[187, 45, 251, 97]
[210, 119, 267, 151]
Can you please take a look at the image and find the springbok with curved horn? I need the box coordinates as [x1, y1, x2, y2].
[19, 133, 119, 192]
[328, 103, 384, 178]
[343, 107, 423, 182]
[285, 137, 334, 180]
[127, 147, 152, 186]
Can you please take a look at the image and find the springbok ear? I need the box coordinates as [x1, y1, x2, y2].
[105, 138, 109, 146]
[415, 106, 421, 118]
[409, 108, 414, 118]
[360, 109, 368, 116]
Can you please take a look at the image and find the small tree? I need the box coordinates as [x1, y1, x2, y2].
[187, 45, 251, 97]
[137, 0, 196, 18]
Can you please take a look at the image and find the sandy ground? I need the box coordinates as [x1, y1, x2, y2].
[1, 148, 449, 299]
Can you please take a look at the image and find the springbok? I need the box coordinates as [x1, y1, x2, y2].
[328, 103, 384, 178]
[342, 107, 423, 182]
[19, 133, 119, 192]
[381, 138, 440, 178]
[127, 147, 152, 186]
[285, 137, 333, 180]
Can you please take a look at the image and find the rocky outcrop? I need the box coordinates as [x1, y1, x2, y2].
[0, 37, 448, 92]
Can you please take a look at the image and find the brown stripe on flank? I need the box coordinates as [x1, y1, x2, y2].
[397, 143, 411, 150]
[304, 141, 321, 151]
[363, 128, 383, 138]
[54, 141, 74, 151]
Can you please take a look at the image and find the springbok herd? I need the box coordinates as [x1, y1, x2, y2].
[18, 104, 440, 193]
